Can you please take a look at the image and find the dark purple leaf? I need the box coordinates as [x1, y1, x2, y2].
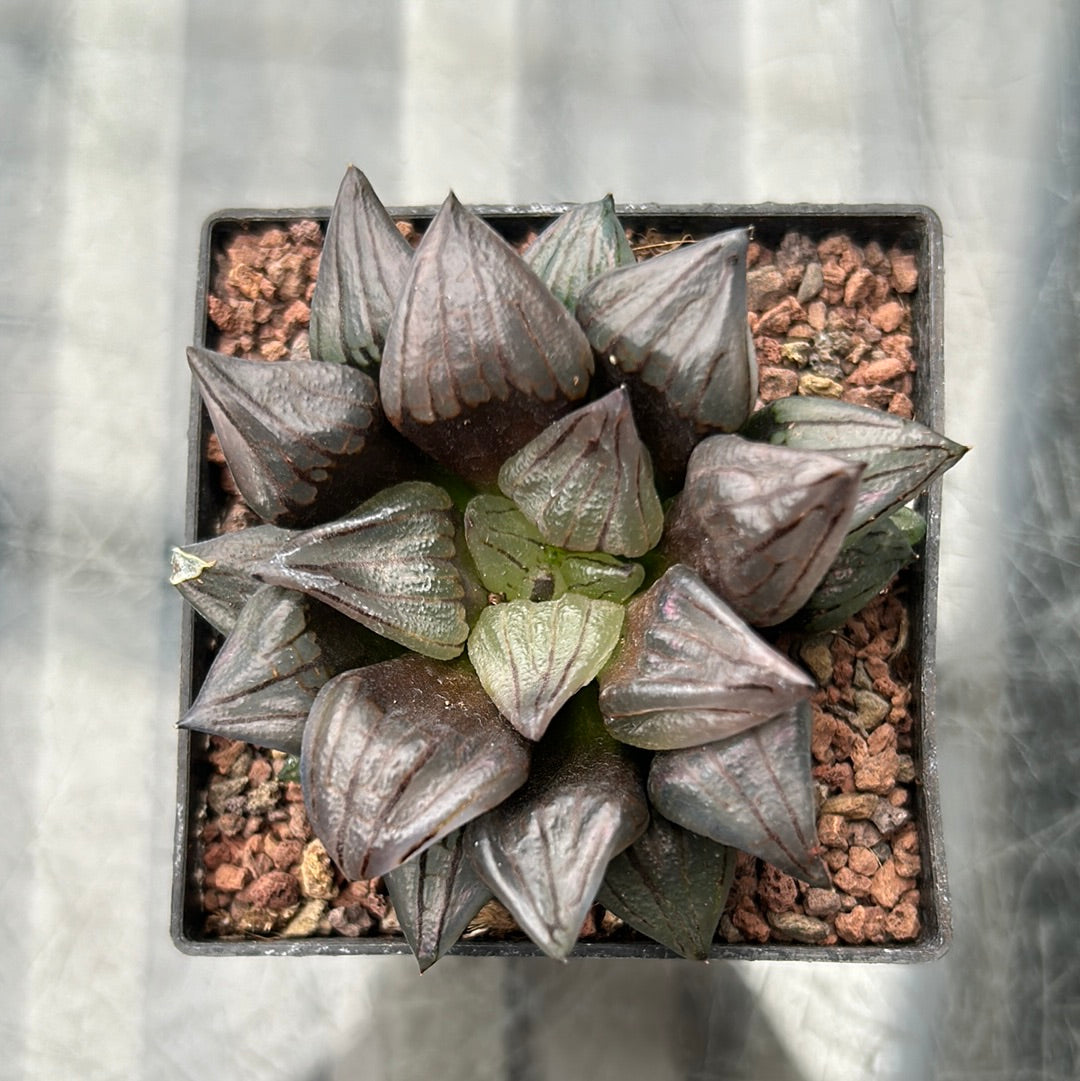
[523, 195, 636, 311]
[380, 192, 594, 486]
[661, 434, 864, 626]
[170, 524, 292, 634]
[179, 585, 399, 754]
[188, 346, 416, 526]
[302, 656, 530, 880]
[742, 396, 967, 532]
[464, 692, 649, 958]
[384, 828, 493, 972]
[649, 702, 829, 887]
[254, 481, 470, 660]
[598, 565, 814, 750]
[498, 386, 664, 557]
[597, 813, 736, 960]
[576, 227, 756, 487]
[309, 165, 413, 368]
[791, 514, 917, 632]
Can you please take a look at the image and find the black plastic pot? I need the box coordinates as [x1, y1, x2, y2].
[172, 203, 950, 960]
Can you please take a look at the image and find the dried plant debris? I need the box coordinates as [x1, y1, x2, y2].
[178, 182, 963, 961]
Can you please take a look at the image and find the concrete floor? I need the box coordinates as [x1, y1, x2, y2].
[1, 2, 1077, 1078]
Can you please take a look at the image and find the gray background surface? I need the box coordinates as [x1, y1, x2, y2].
[2, 1, 1077, 1078]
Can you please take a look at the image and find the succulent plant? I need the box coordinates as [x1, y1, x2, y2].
[173, 168, 966, 966]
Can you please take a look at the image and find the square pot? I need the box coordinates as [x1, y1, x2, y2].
[172, 202, 950, 960]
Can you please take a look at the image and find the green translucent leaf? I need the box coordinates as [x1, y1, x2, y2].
[598, 565, 814, 750]
[302, 656, 530, 880]
[791, 515, 916, 632]
[169, 524, 292, 634]
[598, 814, 736, 960]
[465, 692, 648, 959]
[254, 481, 469, 659]
[554, 550, 644, 603]
[498, 386, 663, 557]
[742, 396, 967, 533]
[649, 701, 828, 886]
[463, 494, 643, 603]
[468, 594, 624, 741]
[523, 195, 636, 311]
[890, 505, 927, 547]
[309, 165, 413, 369]
[384, 829, 493, 973]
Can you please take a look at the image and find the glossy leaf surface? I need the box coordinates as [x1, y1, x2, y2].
[464, 494, 643, 603]
[380, 193, 594, 485]
[498, 386, 664, 557]
[170, 524, 292, 634]
[188, 346, 405, 526]
[662, 434, 863, 626]
[253, 481, 469, 659]
[598, 565, 814, 750]
[598, 813, 737, 960]
[384, 829, 493, 973]
[465, 694, 649, 958]
[523, 195, 635, 311]
[742, 396, 967, 532]
[308, 165, 413, 368]
[302, 656, 530, 880]
[179, 585, 397, 754]
[576, 227, 756, 484]
[791, 514, 916, 632]
[649, 702, 829, 886]
[468, 594, 624, 740]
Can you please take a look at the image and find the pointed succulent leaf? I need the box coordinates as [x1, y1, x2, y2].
[254, 481, 469, 659]
[523, 195, 636, 311]
[598, 565, 814, 750]
[465, 692, 649, 959]
[464, 494, 554, 600]
[661, 434, 864, 626]
[598, 814, 737, 960]
[555, 551, 645, 603]
[302, 656, 530, 880]
[742, 396, 967, 532]
[576, 227, 756, 485]
[170, 524, 292, 634]
[309, 165, 413, 368]
[179, 585, 399, 754]
[380, 192, 594, 486]
[790, 515, 916, 632]
[649, 701, 829, 886]
[384, 829, 493, 973]
[890, 505, 927, 548]
[464, 494, 644, 603]
[187, 346, 411, 526]
[468, 594, 624, 741]
[498, 386, 664, 557]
